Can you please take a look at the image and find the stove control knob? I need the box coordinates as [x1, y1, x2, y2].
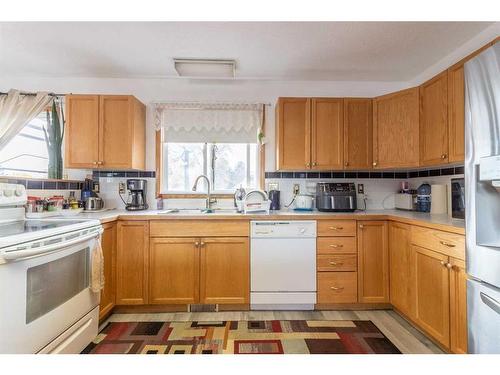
[4, 189, 13, 197]
[15, 188, 23, 197]
[299, 228, 306, 234]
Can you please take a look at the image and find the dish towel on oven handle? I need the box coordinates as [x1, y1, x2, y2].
[91, 236, 105, 293]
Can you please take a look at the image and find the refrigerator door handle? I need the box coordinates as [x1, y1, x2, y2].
[480, 291, 500, 315]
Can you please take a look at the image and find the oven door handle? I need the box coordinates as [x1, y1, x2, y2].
[1, 229, 103, 261]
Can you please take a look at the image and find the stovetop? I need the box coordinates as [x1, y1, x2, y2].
[0, 219, 88, 237]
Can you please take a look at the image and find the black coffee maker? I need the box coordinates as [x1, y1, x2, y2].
[125, 179, 148, 211]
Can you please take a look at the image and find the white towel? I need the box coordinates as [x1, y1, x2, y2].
[91, 237, 105, 293]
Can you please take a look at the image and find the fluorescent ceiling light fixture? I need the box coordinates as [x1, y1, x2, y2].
[173, 58, 236, 78]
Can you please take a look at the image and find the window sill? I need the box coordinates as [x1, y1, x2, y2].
[158, 193, 234, 199]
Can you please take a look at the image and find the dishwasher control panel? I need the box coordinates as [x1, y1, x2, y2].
[250, 221, 317, 238]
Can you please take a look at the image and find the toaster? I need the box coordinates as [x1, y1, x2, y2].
[316, 182, 357, 212]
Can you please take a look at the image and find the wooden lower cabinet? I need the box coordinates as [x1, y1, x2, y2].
[200, 237, 249, 304]
[389, 222, 415, 318]
[116, 221, 149, 305]
[413, 245, 450, 348]
[358, 221, 389, 303]
[99, 222, 116, 320]
[317, 272, 358, 303]
[450, 257, 468, 354]
[149, 238, 200, 304]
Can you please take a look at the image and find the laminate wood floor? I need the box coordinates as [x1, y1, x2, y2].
[103, 309, 444, 354]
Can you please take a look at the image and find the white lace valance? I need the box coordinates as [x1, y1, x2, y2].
[154, 102, 264, 143]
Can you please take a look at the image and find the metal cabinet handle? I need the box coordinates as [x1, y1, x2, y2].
[373, 161, 378, 166]
[439, 240, 456, 248]
[194, 242, 200, 247]
[306, 162, 311, 168]
[312, 162, 317, 167]
[92, 161, 98, 166]
[97, 161, 104, 165]
[200, 242, 205, 247]
[330, 286, 344, 291]
[344, 161, 349, 167]
[446, 262, 453, 270]
[329, 244, 344, 248]
[329, 261, 344, 266]
[441, 154, 447, 159]
[329, 226, 343, 230]
[359, 224, 364, 229]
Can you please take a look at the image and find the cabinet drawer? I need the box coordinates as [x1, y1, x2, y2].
[150, 220, 249, 237]
[411, 226, 465, 259]
[317, 255, 357, 272]
[317, 237, 357, 254]
[317, 272, 358, 303]
[317, 220, 357, 237]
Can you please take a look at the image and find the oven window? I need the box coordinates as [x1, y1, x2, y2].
[26, 247, 90, 323]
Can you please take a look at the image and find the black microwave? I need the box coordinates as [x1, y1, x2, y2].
[451, 178, 465, 219]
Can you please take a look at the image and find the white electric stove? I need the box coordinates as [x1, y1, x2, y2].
[0, 182, 103, 354]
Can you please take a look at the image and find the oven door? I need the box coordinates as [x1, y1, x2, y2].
[0, 234, 100, 353]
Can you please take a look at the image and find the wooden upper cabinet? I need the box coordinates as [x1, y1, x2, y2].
[200, 237, 249, 304]
[420, 71, 449, 166]
[357, 221, 389, 303]
[276, 98, 311, 170]
[149, 237, 200, 305]
[311, 98, 344, 170]
[99, 222, 116, 320]
[343, 98, 373, 169]
[449, 257, 468, 354]
[116, 221, 149, 305]
[65, 95, 100, 169]
[413, 245, 450, 348]
[448, 64, 465, 163]
[389, 222, 415, 319]
[373, 87, 420, 169]
[65, 94, 145, 170]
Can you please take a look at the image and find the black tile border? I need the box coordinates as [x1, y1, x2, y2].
[264, 165, 465, 180]
[0, 178, 84, 190]
[93, 170, 156, 179]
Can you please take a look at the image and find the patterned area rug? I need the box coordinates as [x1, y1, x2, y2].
[82, 320, 400, 354]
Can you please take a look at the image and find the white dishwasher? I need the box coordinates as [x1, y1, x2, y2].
[250, 221, 317, 310]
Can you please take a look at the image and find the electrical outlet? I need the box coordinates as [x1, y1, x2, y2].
[118, 182, 126, 194]
[293, 184, 300, 195]
[358, 184, 364, 194]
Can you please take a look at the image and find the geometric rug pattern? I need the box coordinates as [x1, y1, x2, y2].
[82, 320, 401, 354]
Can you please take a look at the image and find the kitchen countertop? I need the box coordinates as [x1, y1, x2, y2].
[77, 208, 465, 234]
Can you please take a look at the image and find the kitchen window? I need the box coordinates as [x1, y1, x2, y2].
[155, 102, 265, 196]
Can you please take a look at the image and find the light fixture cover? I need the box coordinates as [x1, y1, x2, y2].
[173, 58, 235, 78]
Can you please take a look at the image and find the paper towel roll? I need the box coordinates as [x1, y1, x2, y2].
[431, 184, 448, 214]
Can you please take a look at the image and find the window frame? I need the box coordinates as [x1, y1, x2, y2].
[155, 127, 265, 199]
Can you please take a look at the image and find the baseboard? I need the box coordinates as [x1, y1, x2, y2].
[315, 303, 392, 310]
[112, 304, 189, 313]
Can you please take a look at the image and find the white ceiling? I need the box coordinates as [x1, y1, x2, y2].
[0, 22, 494, 81]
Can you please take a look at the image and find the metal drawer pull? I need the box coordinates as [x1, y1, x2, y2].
[330, 286, 344, 291]
[329, 244, 344, 248]
[200, 242, 205, 247]
[439, 240, 456, 248]
[329, 226, 343, 230]
[195, 242, 200, 247]
[329, 261, 344, 266]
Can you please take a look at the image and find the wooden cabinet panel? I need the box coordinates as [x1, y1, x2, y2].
[200, 237, 249, 304]
[358, 221, 389, 303]
[317, 237, 357, 254]
[65, 95, 100, 168]
[116, 221, 149, 305]
[420, 71, 449, 166]
[317, 220, 357, 237]
[311, 98, 343, 169]
[317, 272, 358, 303]
[450, 257, 468, 354]
[149, 238, 199, 304]
[276, 98, 311, 170]
[150, 220, 249, 237]
[99, 222, 116, 320]
[373, 87, 419, 168]
[413, 245, 450, 348]
[389, 222, 415, 318]
[448, 64, 465, 163]
[317, 254, 357, 272]
[343, 98, 373, 169]
[411, 225, 465, 260]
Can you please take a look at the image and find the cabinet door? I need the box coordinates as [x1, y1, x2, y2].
[373, 87, 419, 169]
[116, 221, 149, 305]
[149, 238, 200, 304]
[99, 222, 116, 320]
[311, 98, 343, 170]
[99, 95, 134, 169]
[200, 237, 249, 304]
[358, 221, 389, 303]
[343, 98, 373, 169]
[64, 95, 100, 168]
[450, 257, 468, 354]
[448, 64, 465, 163]
[413, 245, 450, 348]
[389, 222, 415, 318]
[276, 98, 311, 170]
[420, 71, 449, 166]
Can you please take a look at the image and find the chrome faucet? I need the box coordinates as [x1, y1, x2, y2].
[192, 175, 217, 212]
